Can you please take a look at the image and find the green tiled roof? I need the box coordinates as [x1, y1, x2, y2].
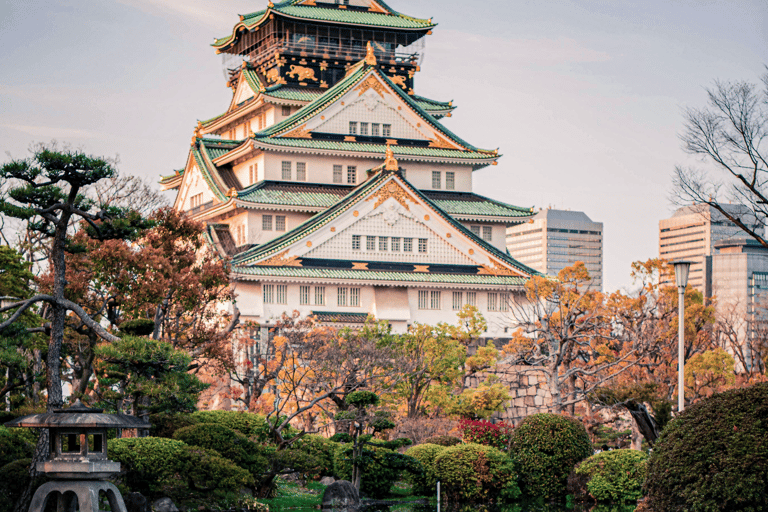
[423, 191, 533, 218]
[214, 1, 434, 48]
[238, 181, 349, 207]
[234, 266, 527, 286]
[231, 169, 541, 278]
[265, 87, 323, 103]
[191, 138, 244, 200]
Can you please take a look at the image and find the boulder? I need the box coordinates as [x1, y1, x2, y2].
[152, 497, 179, 512]
[322, 480, 360, 510]
[125, 492, 150, 512]
[320, 476, 336, 486]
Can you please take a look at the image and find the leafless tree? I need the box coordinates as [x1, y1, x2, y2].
[673, 69, 768, 245]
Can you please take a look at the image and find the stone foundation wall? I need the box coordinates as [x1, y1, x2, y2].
[468, 364, 553, 424]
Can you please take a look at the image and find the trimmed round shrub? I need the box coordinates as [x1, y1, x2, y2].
[644, 383, 768, 512]
[422, 435, 462, 447]
[433, 443, 519, 503]
[569, 449, 648, 503]
[0, 426, 35, 468]
[109, 437, 253, 499]
[291, 434, 339, 478]
[149, 412, 195, 438]
[173, 423, 270, 480]
[510, 413, 592, 499]
[333, 443, 423, 498]
[190, 410, 272, 442]
[404, 443, 447, 496]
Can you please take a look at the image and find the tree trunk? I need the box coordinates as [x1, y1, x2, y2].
[625, 401, 659, 447]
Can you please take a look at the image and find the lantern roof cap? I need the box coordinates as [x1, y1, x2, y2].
[4, 400, 151, 429]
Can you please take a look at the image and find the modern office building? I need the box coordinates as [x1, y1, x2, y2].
[659, 204, 763, 296]
[505, 209, 603, 290]
[161, 0, 541, 337]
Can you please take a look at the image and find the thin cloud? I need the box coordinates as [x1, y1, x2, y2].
[114, 0, 251, 31]
[1, 124, 101, 140]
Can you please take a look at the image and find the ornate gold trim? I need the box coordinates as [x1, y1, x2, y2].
[356, 75, 386, 98]
[478, 260, 522, 277]
[429, 133, 456, 149]
[414, 265, 430, 273]
[258, 250, 302, 268]
[367, 179, 418, 211]
[365, 42, 377, 66]
[388, 75, 407, 89]
[352, 262, 369, 270]
[384, 142, 398, 171]
[284, 124, 312, 139]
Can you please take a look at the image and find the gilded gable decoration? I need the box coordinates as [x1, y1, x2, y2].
[368, 179, 418, 211]
[429, 133, 456, 149]
[352, 262, 369, 270]
[284, 124, 312, 139]
[478, 261, 520, 277]
[357, 75, 387, 98]
[389, 75, 407, 89]
[258, 250, 302, 268]
[287, 65, 318, 82]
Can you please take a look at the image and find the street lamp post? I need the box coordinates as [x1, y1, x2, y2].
[673, 260, 693, 412]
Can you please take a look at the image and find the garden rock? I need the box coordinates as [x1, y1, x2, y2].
[152, 497, 179, 512]
[125, 492, 150, 512]
[320, 476, 336, 485]
[322, 480, 360, 510]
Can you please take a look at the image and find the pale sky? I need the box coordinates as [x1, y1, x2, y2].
[1, 0, 766, 292]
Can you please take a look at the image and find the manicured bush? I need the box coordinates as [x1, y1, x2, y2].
[190, 410, 272, 442]
[458, 418, 515, 451]
[149, 412, 195, 438]
[173, 423, 270, 480]
[291, 434, 339, 477]
[0, 458, 47, 512]
[570, 449, 648, 503]
[109, 436, 253, 499]
[0, 426, 35, 468]
[433, 442, 519, 503]
[509, 413, 592, 499]
[644, 382, 768, 512]
[422, 435, 462, 447]
[333, 442, 423, 498]
[404, 443, 447, 496]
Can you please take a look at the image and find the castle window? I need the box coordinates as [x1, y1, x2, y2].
[366, 236, 376, 251]
[487, 292, 498, 311]
[337, 287, 348, 307]
[333, 165, 343, 183]
[452, 292, 463, 311]
[379, 236, 388, 251]
[466, 292, 477, 306]
[262, 215, 273, 231]
[282, 106, 291, 116]
[418, 238, 428, 253]
[349, 122, 357, 135]
[263, 284, 274, 304]
[275, 215, 286, 232]
[350, 288, 361, 307]
[446, 171, 455, 190]
[249, 164, 258, 184]
[282, 161, 291, 180]
[482, 226, 493, 241]
[431, 291, 441, 310]
[371, 123, 380, 137]
[300, 286, 310, 305]
[347, 166, 357, 184]
[432, 171, 441, 189]
[315, 286, 326, 306]
[190, 193, 203, 209]
[500, 293, 510, 312]
[360, 122, 369, 136]
[296, 162, 307, 181]
[276, 285, 287, 304]
[382, 124, 391, 137]
[391, 237, 401, 251]
[418, 291, 429, 310]
[352, 235, 361, 250]
[471, 225, 481, 236]
[403, 238, 413, 252]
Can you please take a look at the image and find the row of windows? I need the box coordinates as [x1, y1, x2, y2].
[352, 235, 428, 253]
[431, 171, 456, 190]
[470, 225, 493, 242]
[234, 224, 247, 246]
[265, 285, 361, 307]
[547, 228, 602, 235]
[419, 291, 509, 311]
[349, 122, 392, 137]
[508, 228, 544, 238]
[282, 161, 308, 181]
[190, 193, 204, 208]
[333, 165, 357, 184]
[263, 215, 286, 232]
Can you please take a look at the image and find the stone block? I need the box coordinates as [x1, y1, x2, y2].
[534, 395, 543, 406]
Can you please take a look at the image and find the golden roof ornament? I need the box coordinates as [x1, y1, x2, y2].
[384, 142, 398, 171]
[365, 42, 377, 66]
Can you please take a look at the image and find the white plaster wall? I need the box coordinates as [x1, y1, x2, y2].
[233, 153, 266, 188]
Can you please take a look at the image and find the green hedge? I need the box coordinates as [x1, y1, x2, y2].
[433, 443, 519, 503]
[404, 443, 447, 496]
[109, 437, 253, 499]
[0, 458, 47, 512]
[422, 435, 462, 447]
[291, 434, 339, 478]
[510, 413, 592, 499]
[190, 410, 272, 442]
[0, 426, 35, 468]
[333, 443, 422, 498]
[571, 449, 648, 503]
[645, 383, 768, 511]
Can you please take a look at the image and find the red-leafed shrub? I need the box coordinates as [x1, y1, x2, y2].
[458, 418, 514, 451]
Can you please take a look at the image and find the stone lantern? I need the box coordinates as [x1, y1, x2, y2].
[5, 399, 150, 512]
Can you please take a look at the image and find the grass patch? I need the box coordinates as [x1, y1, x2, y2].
[260, 478, 325, 511]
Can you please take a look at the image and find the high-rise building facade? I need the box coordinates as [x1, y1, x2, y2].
[161, 0, 540, 337]
[505, 209, 603, 290]
[659, 204, 762, 296]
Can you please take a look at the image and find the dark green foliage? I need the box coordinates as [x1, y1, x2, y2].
[345, 390, 380, 408]
[644, 382, 768, 512]
[433, 443, 520, 503]
[291, 434, 339, 478]
[119, 318, 156, 336]
[172, 423, 270, 480]
[189, 410, 272, 442]
[404, 443, 447, 496]
[422, 435, 462, 447]
[374, 437, 413, 450]
[148, 412, 195, 438]
[570, 449, 648, 503]
[0, 458, 47, 512]
[510, 413, 592, 499]
[0, 426, 35, 467]
[109, 437, 253, 499]
[334, 443, 423, 498]
[329, 432, 353, 443]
